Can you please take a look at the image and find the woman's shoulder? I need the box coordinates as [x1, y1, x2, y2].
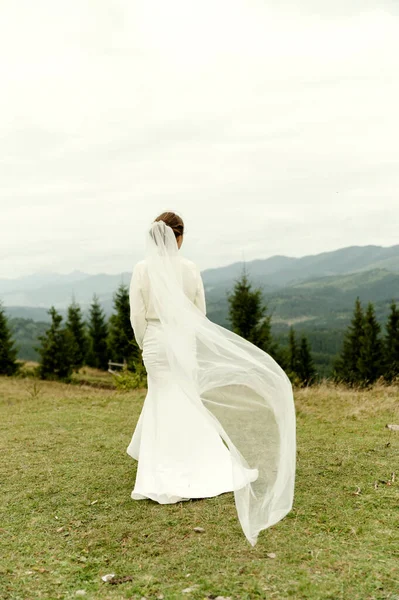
[133, 257, 199, 277]
[131, 260, 146, 280]
[136, 256, 197, 267]
[179, 256, 197, 268]
[133, 259, 146, 271]
[180, 257, 201, 277]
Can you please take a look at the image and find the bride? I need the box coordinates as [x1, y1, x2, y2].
[126, 211, 296, 546]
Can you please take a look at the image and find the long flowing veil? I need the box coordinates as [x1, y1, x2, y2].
[145, 220, 296, 546]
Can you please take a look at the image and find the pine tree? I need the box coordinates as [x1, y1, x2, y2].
[384, 301, 399, 382]
[65, 299, 88, 372]
[357, 302, 384, 385]
[288, 327, 299, 377]
[334, 297, 365, 385]
[297, 335, 316, 386]
[108, 284, 140, 370]
[86, 295, 109, 371]
[35, 307, 74, 381]
[0, 301, 19, 376]
[227, 267, 275, 354]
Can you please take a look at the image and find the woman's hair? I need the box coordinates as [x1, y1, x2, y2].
[154, 211, 184, 239]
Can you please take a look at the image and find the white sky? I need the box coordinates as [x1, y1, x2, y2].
[1, 0, 398, 278]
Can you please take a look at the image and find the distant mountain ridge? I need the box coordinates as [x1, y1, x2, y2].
[2, 244, 399, 326]
[5, 244, 399, 373]
[201, 244, 399, 291]
[0, 270, 89, 294]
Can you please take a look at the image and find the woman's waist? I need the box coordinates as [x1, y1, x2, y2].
[143, 319, 164, 347]
[145, 317, 162, 328]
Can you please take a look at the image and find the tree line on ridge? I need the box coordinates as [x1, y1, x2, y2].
[0, 270, 398, 388]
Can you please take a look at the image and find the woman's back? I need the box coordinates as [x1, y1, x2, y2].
[129, 255, 206, 348]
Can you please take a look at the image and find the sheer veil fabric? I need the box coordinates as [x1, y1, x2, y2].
[142, 221, 296, 546]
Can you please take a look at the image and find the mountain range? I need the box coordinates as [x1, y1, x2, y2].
[2, 245, 399, 328]
[4, 244, 398, 373]
[201, 244, 399, 328]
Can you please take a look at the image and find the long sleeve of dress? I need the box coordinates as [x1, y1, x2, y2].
[194, 267, 206, 315]
[129, 264, 147, 350]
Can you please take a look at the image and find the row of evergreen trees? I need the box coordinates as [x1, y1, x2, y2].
[227, 272, 399, 387]
[6, 273, 397, 389]
[0, 285, 141, 382]
[1, 271, 317, 386]
[35, 286, 141, 381]
[8, 270, 398, 388]
[227, 271, 316, 385]
[334, 299, 399, 386]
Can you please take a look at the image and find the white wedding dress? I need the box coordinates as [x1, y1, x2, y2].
[126, 222, 296, 546]
[127, 259, 258, 503]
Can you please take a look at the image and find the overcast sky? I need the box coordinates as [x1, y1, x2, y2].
[1, 0, 398, 279]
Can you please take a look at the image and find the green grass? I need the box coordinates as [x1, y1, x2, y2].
[1, 376, 398, 600]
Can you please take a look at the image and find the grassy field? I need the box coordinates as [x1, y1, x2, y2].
[0, 373, 398, 600]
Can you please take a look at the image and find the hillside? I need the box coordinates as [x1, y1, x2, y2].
[205, 267, 399, 328]
[3, 244, 399, 373]
[0, 272, 130, 315]
[201, 244, 399, 293]
[269, 268, 399, 322]
[2, 244, 399, 319]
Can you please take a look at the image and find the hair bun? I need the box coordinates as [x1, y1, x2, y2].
[154, 211, 184, 240]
